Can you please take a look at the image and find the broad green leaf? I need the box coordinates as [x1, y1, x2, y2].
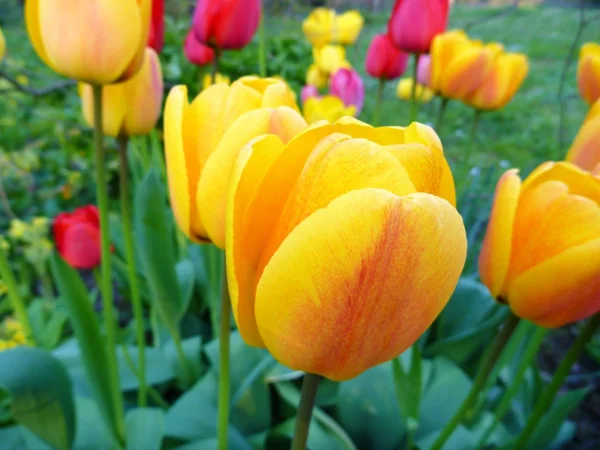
[174, 435, 252, 450]
[0, 427, 26, 450]
[73, 397, 116, 450]
[0, 347, 75, 450]
[266, 418, 344, 450]
[135, 170, 183, 338]
[338, 361, 405, 450]
[50, 252, 121, 441]
[28, 300, 68, 350]
[164, 336, 203, 384]
[416, 425, 475, 450]
[125, 408, 165, 450]
[393, 345, 422, 422]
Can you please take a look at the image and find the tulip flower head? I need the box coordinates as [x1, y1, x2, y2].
[365, 33, 409, 81]
[301, 85, 320, 104]
[306, 63, 329, 89]
[566, 99, 600, 171]
[26, 0, 152, 83]
[184, 30, 215, 66]
[336, 10, 364, 45]
[479, 162, 600, 328]
[313, 45, 350, 75]
[53, 205, 102, 270]
[148, 0, 165, 52]
[417, 54, 432, 87]
[164, 76, 305, 249]
[388, 0, 450, 54]
[0, 26, 5, 63]
[80, 48, 163, 138]
[397, 78, 434, 103]
[302, 8, 364, 47]
[303, 95, 356, 124]
[203, 73, 231, 90]
[330, 68, 365, 115]
[226, 118, 466, 380]
[192, 0, 261, 50]
[577, 43, 600, 105]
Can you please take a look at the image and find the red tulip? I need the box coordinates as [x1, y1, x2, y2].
[148, 0, 165, 52]
[388, 0, 449, 54]
[53, 206, 102, 270]
[365, 33, 409, 80]
[192, 0, 261, 50]
[184, 30, 215, 66]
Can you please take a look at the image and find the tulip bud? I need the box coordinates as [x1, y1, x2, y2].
[226, 118, 465, 379]
[303, 95, 356, 124]
[301, 85, 320, 104]
[365, 33, 409, 81]
[479, 162, 600, 328]
[397, 78, 434, 103]
[577, 43, 600, 105]
[192, 0, 261, 50]
[388, 0, 450, 54]
[330, 68, 365, 115]
[26, 0, 151, 84]
[566, 99, 600, 172]
[53, 205, 102, 270]
[164, 76, 305, 248]
[148, 0, 165, 53]
[80, 48, 163, 138]
[184, 30, 215, 66]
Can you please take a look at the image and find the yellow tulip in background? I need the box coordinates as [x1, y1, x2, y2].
[79, 48, 163, 138]
[397, 78, 434, 103]
[225, 117, 465, 380]
[479, 162, 600, 328]
[306, 64, 330, 89]
[303, 95, 356, 124]
[336, 11, 364, 45]
[203, 73, 231, 90]
[164, 76, 305, 248]
[577, 43, 600, 105]
[0, 26, 6, 63]
[566, 98, 600, 172]
[26, 0, 151, 83]
[312, 45, 350, 75]
[302, 8, 363, 47]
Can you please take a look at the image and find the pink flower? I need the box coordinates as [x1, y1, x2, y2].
[365, 33, 409, 80]
[184, 30, 215, 66]
[388, 0, 449, 54]
[417, 54, 431, 87]
[301, 85, 320, 104]
[329, 68, 365, 115]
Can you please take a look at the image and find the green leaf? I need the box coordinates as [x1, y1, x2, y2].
[125, 408, 165, 450]
[176, 259, 196, 317]
[416, 425, 475, 450]
[393, 345, 422, 422]
[0, 347, 75, 450]
[174, 436, 252, 450]
[135, 169, 183, 337]
[338, 361, 405, 450]
[266, 418, 345, 450]
[0, 427, 26, 450]
[73, 397, 116, 450]
[50, 252, 120, 442]
[28, 300, 68, 350]
[164, 336, 203, 384]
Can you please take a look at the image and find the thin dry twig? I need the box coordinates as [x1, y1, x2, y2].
[0, 68, 74, 96]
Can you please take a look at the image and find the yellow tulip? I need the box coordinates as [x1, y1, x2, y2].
[0, 26, 5, 62]
[397, 78, 434, 103]
[202, 72, 231, 90]
[302, 8, 336, 47]
[566, 98, 600, 172]
[479, 162, 600, 328]
[465, 51, 528, 111]
[164, 76, 305, 248]
[336, 10, 364, 45]
[303, 95, 356, 124]
[225, 117, 465, 380]
[312, 45, 349, 75]
[306, 63, 329, 89]
[577, 43, 600, 105]
[80, 48, 163, 138]
[26, 0, 151, 84]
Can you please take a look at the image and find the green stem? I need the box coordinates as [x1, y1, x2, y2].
[259, 16, 267, 77]
[120, 344, 169, 409]
[435, 97, 449, 134]
[291, 373, 321, 450]
[211, 47, 221, 84]
[172, 332, 194, 386]
[430, 313, 520, 450]
[515, 313, 600, 449]
[409, 53, 420, 122]
[464, 109, 482, 172]
[476, 326, 548, 449]
[372, 78, 385, 126]
[118, 135, 147, 408]
[217, 259, 231, 450]
[0, 246, 34, 345]
[92, 85, 125, 442]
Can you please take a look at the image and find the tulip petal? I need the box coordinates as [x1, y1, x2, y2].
[509, 238, 600, 328]
[25, 0, 54, 70]
[478, 169, 521, 298]
[430, 30, 469, 92]
[566, 115, 600, 172]
[255, 189, 467, 380]
[578, 43, 600, 105]
[441, 45, 495, 100]
[80, 83, 127, 138]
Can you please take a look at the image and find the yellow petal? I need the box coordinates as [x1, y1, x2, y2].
[430, 30, 469, 93]
[440, 44, 496, 100]
[336, 10, 364, 45]
[313, 45, 347, 74]
[119, 0, 152, 81]
[79, 82, 127, 138]
[566, 114, 600, 172]
[255, 189, 467, 380]
[0, 26, 7, 63]
[303, 95, 355, 124]
[509, 238, 600, 328]
[25, 0, 54, 70]
[578, 43, 600, 105]
[302, 8, 336, 47]
[197, 107, 307, 249]
[262, 84, 300, 112]
[306, 63, 330, 89]
[478, 169, 522, 298]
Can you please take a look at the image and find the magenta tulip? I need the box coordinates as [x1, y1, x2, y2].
[330, 68, 365, 115]
[388, 0, 449, 54]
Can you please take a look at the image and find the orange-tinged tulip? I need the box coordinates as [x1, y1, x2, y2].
[479, 162, 600, 328]
[164, 76, 305, 248]
[303, 95, 356, 124]
[226, 117, 465, 380]
[0, 26, 5, 62]
[26, 0, 151, 84]
[577, 43, 600, 105]
[465, 51, 528, 111]
[80, 48, 163, 138]
[566, 99, 600, 172]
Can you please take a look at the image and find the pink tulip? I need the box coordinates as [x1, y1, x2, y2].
[301, 85, 320, 104]
[329, 68, 365, 115]
[184, 30, 215, 66]
[365, 33, 409, 81]
[417, 54, 431, 87]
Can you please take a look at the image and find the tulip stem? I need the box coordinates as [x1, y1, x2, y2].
[435, 97, 449, 134]
[476, 326, 548, 449]
[217, 259, 231, 450]
[259, 16, 267, 77]
[92, 84, 125, 442]
[211, 47, 221, 85]
[409, 53, 420, 122]
[291, 373, 321, 450]
[430, 313, 520, 450]
[118, 135, 147, 408]
[0, 245, 35, 345]
[458, 109, 482, 197]
[372, 78, 386, 126]
[515, 313, 600, 449]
